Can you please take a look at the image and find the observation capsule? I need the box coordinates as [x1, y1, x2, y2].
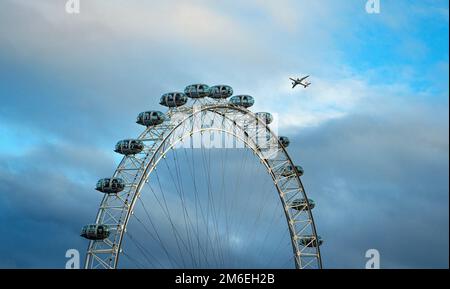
[160, 92, 188, 107]
[80, 224, 110, 240]
[281, 165, 304, 177]
[255, 112, 273, 124]
[229, 95, 255, 108]
[115, 139, 144, 155]
[184, 84, 210, 98]
[95, 178, 125, 194]
[290, 198, 315, 211]
[209, 85, 233, 99]
[278, 136, 290, 148]
[299, 235, 323, 247]
[136, 111, 165, 127]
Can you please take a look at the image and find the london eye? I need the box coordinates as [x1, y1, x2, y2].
[81, 84, 323, 269]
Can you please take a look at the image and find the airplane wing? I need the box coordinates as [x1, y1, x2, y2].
[289, 78, 296, 82]
[301, 82, 311, 87]
[299, 75, 310, 82]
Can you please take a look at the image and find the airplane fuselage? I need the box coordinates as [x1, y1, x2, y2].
[290, 76, 311, 89]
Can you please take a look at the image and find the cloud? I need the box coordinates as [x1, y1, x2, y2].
[0, 0, 263, 66]
[289, 98, 449, 268]
[0, 0, 448, 268]
[0, 152, 102, 268]
[4, 0, 446, 137]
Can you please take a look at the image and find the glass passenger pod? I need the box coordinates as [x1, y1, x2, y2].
[278, 136, 290, 148]
[299, 235, 323, 247]
[114, 139, 144, 155]
[95, 178, 125, 194]
[159, 92, 188, 107]
[136, 111, 165, 127]
[184, 84, 210, 98]
[80, 224, 110, 240]
[208, 85, 233, 99]
[229, 95, 255, 108]
[291, 198, 315, 210]
[281, 164, 304, 177]
[255, 112, 273, 124]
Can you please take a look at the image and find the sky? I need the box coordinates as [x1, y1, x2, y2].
[0, 0, 448, 268]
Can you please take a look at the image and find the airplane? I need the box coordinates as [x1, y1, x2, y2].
[290, 75, 311, 89]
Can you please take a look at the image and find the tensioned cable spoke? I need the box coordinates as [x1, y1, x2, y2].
[184, 147, 203, 266]
[230, 149, 249, 261]
[182, 146, 216, 267]
[204, 145, 226, 267]
[135, 196, 179, 268]
[266, 228, 291, 267]
[243, 180, 284, 259]
[225, 147, 251, 267]
[122, 250, 146, 269]
[199, 140, 222, 267]
[152, 160, 216, 268]
[167, 149, 198, 267]
[234, 158, 274, 248]
[219, 141, 232, 266]
[125, 232, 161, 268]
[150, 168, 192, 268]
[131, 213, 174, 267]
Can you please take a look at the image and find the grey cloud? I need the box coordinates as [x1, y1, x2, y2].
[287, 107, 449, 268]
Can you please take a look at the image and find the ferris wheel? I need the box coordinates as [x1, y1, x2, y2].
[81, 84, 323, 269]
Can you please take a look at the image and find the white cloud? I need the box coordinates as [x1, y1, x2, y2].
[234, 72, 370, 130]
[1, 0, 447, 133]
[1, 0, 259, 60]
